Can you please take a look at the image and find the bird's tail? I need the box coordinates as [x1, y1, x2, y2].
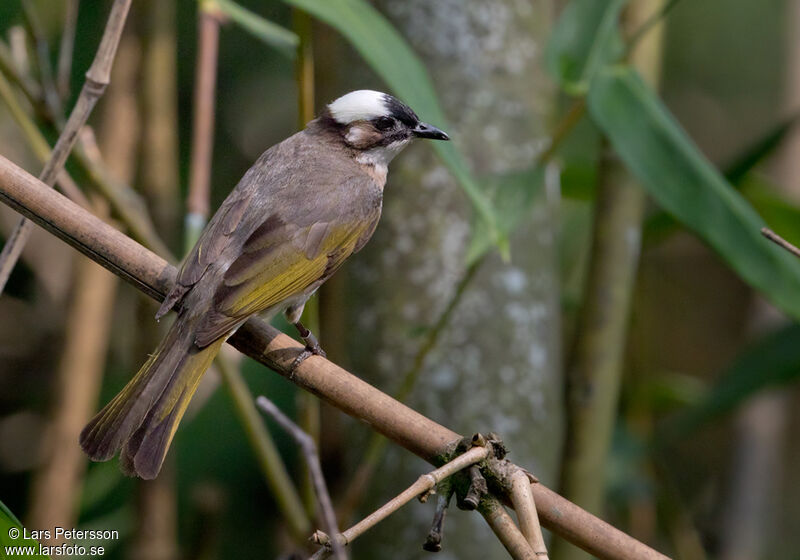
[80, 311, 223, 479]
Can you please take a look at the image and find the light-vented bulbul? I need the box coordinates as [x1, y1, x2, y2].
[80, 90, 449, 479]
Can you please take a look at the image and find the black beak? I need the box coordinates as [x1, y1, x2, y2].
[412, 121, 450, 141]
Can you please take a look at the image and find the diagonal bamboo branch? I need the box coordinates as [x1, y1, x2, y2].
[0, 155, 670, 560]
[0, 0, 132, 293]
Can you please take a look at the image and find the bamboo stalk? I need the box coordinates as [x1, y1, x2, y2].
[0, 154, 670, 560]
[552, 4, 664, 560]
[57, 0, 80, 100]
[0, 0, 133, 293]
[185, 2, 222, 248]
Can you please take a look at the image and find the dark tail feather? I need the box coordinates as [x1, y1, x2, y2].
[80, 313, 223, 479]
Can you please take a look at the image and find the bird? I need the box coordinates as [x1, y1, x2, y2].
[79, 90, 449, 479]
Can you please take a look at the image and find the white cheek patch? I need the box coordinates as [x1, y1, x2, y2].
[345, 126, 372, 145]
[329, 90, 389, 124]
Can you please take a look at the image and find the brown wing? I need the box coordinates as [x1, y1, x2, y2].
[156, 185, 253, 319]
[193, 212, 374, 346]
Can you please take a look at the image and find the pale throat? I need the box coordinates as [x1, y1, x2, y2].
[355, 140, 410, 186]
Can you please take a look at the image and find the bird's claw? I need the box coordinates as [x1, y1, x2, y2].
[289, 341, 326, 376]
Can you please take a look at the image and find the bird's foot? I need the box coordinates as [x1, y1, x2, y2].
[290, 323, 326, 375]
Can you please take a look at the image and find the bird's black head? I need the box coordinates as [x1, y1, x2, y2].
[325, 90, 449, 161]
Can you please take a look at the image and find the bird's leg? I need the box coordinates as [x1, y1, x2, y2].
[290, 320, 327, 372]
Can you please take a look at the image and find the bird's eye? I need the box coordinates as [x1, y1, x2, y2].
[374, 117, 395, 131]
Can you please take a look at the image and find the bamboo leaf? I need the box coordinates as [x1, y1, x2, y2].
[546, 0, 628, 95]
[725, 114, 799, 185]
[740, 176, 800, 249]
[467, 167, 545, 263]
[588, 66, 800, 318]
[644, 114, 800, 243]
[0, 500, 49, 558]
[209, 0, 298, 58]
[659, 324, 800, 443]
[278, 0, 501, 249]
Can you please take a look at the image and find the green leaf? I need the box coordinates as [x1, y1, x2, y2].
[278, 0, 500, 246]
[588, 66, 800, 319]
[643, 113, 800, 244]
[0, 500, 49, 559]
[658, 324, 800, 443]
[209, 0, 298, 58]
[725, 114, 799, 185]
[466, 167, 545, 263]
[546, 0, 628, 95]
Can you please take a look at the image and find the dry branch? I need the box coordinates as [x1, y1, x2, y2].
[0, 0, 132, 292]
[0, 155, 670, 560]
[313, 444, 489, 557]
[480, 496, 538, 560]
[510, 470, 549, 558]
[761, 227, 800, 259]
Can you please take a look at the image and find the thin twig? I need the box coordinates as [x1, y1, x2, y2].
[0, 0, 133, 294]
[511, 470, 549, 558]
[0, 40, 43, 108]
[313, 445, 489, 557]
[626, 0, 683, 51]
[21, 0, 62, 120]
[761, 227, 800, 259]
[0, 70, 89, 208]
[256, 396, 346, 560]
[57, 0, 80, 100]
[0, 156, 671, 560]
[480, 495, 538, 560]
[423, 488, 452, 552]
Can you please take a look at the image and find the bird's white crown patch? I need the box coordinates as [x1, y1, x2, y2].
[328, 90, 390, 125]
